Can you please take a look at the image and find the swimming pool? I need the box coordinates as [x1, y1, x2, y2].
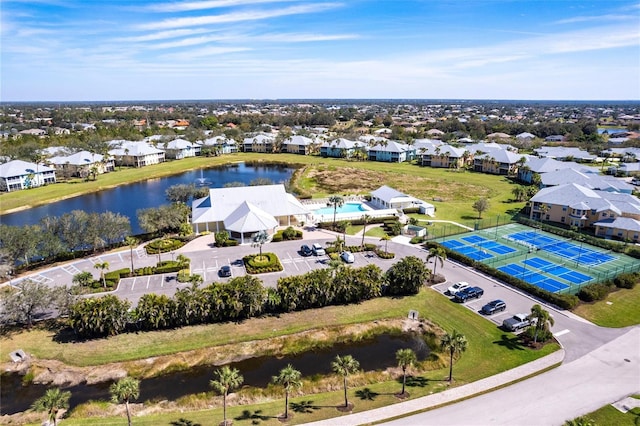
[313, 202, 369, 216]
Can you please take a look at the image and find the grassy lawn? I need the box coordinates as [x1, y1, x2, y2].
[17, 288, 558, 425]
[572, 285, 640, 327]
[0, 153, 526, 224]
[565, 395, 640, 426]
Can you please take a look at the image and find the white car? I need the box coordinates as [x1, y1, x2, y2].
[447, 281, 470, 295]
[340, 251, 355, 263]
[312, 243, 326, 256]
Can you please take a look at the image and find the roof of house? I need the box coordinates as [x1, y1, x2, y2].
[540, 169, 634, 192]
[370, 185, 421, 205]
[523, 157, 599, 174]
[516, 132, 536, 139]
[369, 140, 412, 153]
[109, 142, 165, 156]
[223, 201, 279, 233]
[322, 138, 367, 150]
[0, 159, 54, 178]
[191, 184, 310, 227]
[165, 138, 197, 149]
[534, 146, 596, 161]
[477, 149, 523, 164]
[283, 135, 316, 146]
[531, 183, 640, 215]
[419, 143, 466, 157]
[594, 217, 640, 232]
[49, 150, 106, 166]
[200, 136, 236, 146]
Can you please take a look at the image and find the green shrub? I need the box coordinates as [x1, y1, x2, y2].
[145, 238, 185, 254]
[577, 282, 613, 302]
[223, 239, 239, 247]
[177, 270, 191, 283]
[244, 253, 283, 274]
[375, 249, 395, 259]
[410, 236, 426, 244]
[614, 272, 639, 289]
[271, 233, 283, 242]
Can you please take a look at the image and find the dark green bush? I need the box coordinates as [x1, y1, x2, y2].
[223, 239, 239, 247]
[145, 238, 185, 254]
[244, 253, 283, 274]
[614, 272, 639, 289]
[577, 282, 613, 302]
[271, 233, 283, 242]
[375, 249, 395, 259]
[410, 236, 426, 244]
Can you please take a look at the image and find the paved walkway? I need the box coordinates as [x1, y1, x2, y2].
[302, 349, 566, 426]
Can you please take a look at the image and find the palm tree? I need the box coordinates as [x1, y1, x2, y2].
[328, 195, 344, 228]
[530, 304, 555, 344]
[380, 234, 391, 254]
[251, 230, 269, 260]
[337, 220, 351, 243]
[331, 355, 360, 408]
[110, 376, 140, 426]
[124, 236, 139, 273]
[210, 366, 244, 426]
[272, 364, 302, 420]
[31, 388, 71, 426]
[427, 247, 447, 280]
[360, 214, 371, 248]
[396, 348, 417, 396]
[440, 330, 468, 382]
[94, 261, 110, 288]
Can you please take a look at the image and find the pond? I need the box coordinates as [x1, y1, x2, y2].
[0, 332, 431, 415]
[0, 162, 295, 235]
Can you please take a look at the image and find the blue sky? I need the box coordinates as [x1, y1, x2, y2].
[2, 0, 639, 101]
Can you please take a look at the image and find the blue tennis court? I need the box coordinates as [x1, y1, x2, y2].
[523, 257, 593, 284]
[442, 240, 494, 261]
[460, 235, 516, 255]
[498, 263, 570, 293]
[507, 231, 616, 266]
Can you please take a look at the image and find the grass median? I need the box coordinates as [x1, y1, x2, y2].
[572, 285, 640, 327]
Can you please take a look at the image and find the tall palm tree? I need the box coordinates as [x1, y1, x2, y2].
[440, 330, 468, 382]
[331, 355, 360, 408]
[210, 366, 244, 426]
[124, 236, 139, 273]
[360, 214, 371, 248]
[380, 234, 391, 254]
[272, 364, 302, 420]
[110, 376, 140, 426]
[328, 195, 344, 228]
[530, 304, 555, 344]
[31, 388, 71, 426]
[251, 230, 269, 259]
[338, 220, 351, 243]
[94, 261, 110, 288]
[427, 247, 447, 280]
[396, 348, 417, 396]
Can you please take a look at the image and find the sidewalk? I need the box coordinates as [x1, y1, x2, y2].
[301, 349, 565, 426]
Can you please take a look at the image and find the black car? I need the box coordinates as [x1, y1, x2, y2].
[300, 244, 313, 256]
[453, 286, 484, 302]
[481, 299, 506, 315]
[218, 265, 232, 277]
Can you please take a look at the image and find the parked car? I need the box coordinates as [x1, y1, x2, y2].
[447, 281, 470, 295]
[218, 265, 232, 277]
[481, 299, 506, 315]
[502, 313, 535, 331]
[453, 286, 484, 302]
[340, 251, 355, 263]
[300, 244, 313, 256]
[312, 243, 326, 256]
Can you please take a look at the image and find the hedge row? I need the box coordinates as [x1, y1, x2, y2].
[244, 253, 284, 274]
[104, 268, 131, 286]
[272, 227, 303, 242]
[427, 242, 580, 310]
[576, 272, 639, 302]
[134, 260, 186, 276]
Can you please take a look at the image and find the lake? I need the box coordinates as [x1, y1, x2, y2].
[0, 162, 295, 235]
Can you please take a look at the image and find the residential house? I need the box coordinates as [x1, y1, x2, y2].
[109, 141, 165, 167]
[163, 138, 200, 159]
[425, 129, 445, 138]
[191, 184, 310, 242]
[419, 144, 467, 169]
[320, 138, 368, 158]
[48, 151, 114, 178]
[534, 146, 596, 162]
[473, 149, 524, 175]
[517, 157, 598, 184]
[369, 185, 435, 216]
[200, 136, 238, 155]
[367, 140, 415, 163]
[243, 134, 276, 153]
[544, 135, 565, 142]
[0, 159, 56, 192]
[529, 183, 640, 241]
[281, 135, 319, 155]
[515, 132, 536, 144]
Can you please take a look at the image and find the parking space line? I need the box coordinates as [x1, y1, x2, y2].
[131, 278, 136, 291]
[146, 276, 150, 289]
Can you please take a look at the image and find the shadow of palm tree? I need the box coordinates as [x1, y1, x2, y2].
[290, 400, 321, 413]
[355, 388, 379, 400]
[493, 334, 525, 350]
[404, 375, 430, 388]
[171, 418, 202, 426]
[235, 409, 273, 422]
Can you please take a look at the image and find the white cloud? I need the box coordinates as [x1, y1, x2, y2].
[147, 0, 297, 13]
[118, 28, 215, 42]
[138, 3, 343, 30]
